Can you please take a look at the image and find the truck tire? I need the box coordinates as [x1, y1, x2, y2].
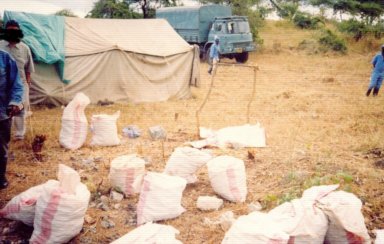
[235, 52, 249, 63]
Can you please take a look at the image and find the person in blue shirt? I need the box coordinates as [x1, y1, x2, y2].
[366, 45, 384, 96]
[208, 36, 220, 75]
[0, 49, 24, 189]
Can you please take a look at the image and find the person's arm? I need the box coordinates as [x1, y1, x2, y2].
[8, 56, 24, 115]
[26, 71, 31, 85]
[25, 46, 34, 86]
[372, 55, 378, 68]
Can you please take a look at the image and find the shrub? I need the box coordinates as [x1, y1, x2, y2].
[371, 22, 384, 39]
[318, 29, 347, 53]
[293, 12, 323, 29]
[337, 19, 367, 41]
[278, 2, 299, 19]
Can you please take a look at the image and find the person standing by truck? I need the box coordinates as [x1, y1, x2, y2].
[208, 36, 220, 75]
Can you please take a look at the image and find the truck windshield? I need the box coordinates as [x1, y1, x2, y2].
[227, 21, 250, 34]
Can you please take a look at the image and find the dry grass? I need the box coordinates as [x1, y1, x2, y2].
[1, 20, 384, 243]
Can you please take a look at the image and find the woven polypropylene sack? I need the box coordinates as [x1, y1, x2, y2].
[207, 156, 247, 202]
[109, 154, 146, 195]
[136, 172, 187, 225]
[59, 92, 90, 150]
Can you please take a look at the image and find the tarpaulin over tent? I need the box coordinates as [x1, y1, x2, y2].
[3, 11, 67, 82]
[4, 11, 200, 106]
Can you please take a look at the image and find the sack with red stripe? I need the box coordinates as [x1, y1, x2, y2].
[109, 155, 146, 196]
[136, 172, 187, 225]
[0, 180, 57, 226]
[316, 191, 371, 244]
[207, 156, 247, 203]
[268, 199, 328, 244]
[30, 164, 90, 244]
[59, 92, 90, 150]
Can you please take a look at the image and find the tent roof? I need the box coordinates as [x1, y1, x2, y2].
[65, 17, 193, 57]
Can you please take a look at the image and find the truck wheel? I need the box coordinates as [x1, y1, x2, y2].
[235, 52, 249, 63]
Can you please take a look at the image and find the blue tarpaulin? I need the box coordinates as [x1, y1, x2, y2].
[3, 11, 68, 83]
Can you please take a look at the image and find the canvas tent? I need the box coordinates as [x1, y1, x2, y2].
[3, 11, 200, 106]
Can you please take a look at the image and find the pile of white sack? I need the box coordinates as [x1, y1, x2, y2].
[59, 93, 121, 149]
[222, 184, 372, 244]
[0, 164, 90, 243]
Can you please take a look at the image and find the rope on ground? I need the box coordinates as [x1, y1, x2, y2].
[195, 62, 258, 139]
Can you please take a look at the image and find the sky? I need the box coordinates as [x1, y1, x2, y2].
[0, 0, 99, 18]
[0, 0, 204, 18]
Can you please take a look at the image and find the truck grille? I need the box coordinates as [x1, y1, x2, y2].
[233, 42, 251, 48]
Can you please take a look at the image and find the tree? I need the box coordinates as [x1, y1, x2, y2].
[357, 1, 384, 24]
[87, 0, 142, 19]
[126, 0, 177, 18]
[88, 0, 177, 19]
[309, 0, 384, 22]
[55, 9, 78, 17]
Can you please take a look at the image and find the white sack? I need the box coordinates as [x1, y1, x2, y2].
[136, 172, 187, 225]
[375, 230, 384, 244]
[164, 147, 213, 183]
[30, 164, 90, 244]
[109, 154, 146, 195]
[90, 111, 120, 146]
[110, 222, 182, 244]
[193, 124, 266, 149]
[59, 92, 90, 150]
[207, 156, 247, 202]
[0, 180, 57, 226]
[300, 184, 339, 204]
[268, 199, 328, 244]
[222, 211, 290, 244]
[196, 196, 223, 211]
[316, 191, 371, 244]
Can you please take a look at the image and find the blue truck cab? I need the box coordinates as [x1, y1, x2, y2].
[156, 5, 256, 63]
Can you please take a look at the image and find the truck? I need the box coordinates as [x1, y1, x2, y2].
[156, 5, 256, 63]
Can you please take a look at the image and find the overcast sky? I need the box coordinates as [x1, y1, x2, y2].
[0, 0, 201, 18]
[0, 0, 99, 18]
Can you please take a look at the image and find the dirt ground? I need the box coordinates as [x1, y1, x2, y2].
[1, 20, 384, 243]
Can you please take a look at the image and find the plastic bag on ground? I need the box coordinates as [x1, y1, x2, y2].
[164, 147, 213, 183]
[196, 196, 223, 211]
[30, 164, 90, 244]
[59, 92, 90, 150]
[90, 111, 120, 146]
[222, 211, 290, 244]
[110, 222, 182, 244]
[268, 199, 328, 244]
[109, 154, 146, 195]
[0, 180, 57, 226]
[316, 190, 371, 244]
[207, 156, 247, 202]
[136, 172, 187, 225]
